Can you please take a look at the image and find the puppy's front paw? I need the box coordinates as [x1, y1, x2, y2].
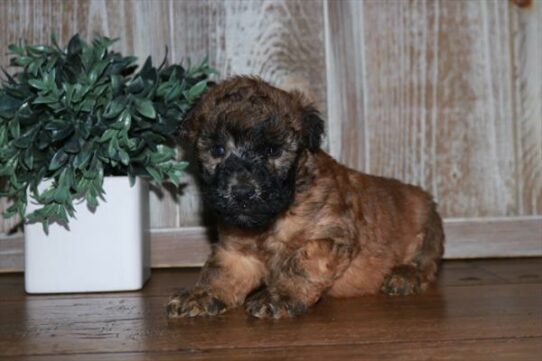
[245, 289, 307, 319]
[167, 290, 227, 318]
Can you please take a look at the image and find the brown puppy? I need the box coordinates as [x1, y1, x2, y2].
[167, 76, 444, 319]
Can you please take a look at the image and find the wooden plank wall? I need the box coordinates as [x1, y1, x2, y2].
[0, 0, 540, 271]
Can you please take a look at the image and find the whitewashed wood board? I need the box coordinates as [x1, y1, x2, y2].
[0, 0, 540, 268]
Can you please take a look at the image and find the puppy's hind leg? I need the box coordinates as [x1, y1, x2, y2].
[381, 264, 425, 295]
[382, 205, 445, 296]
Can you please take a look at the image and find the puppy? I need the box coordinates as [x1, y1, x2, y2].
[167, 76, 444, 319]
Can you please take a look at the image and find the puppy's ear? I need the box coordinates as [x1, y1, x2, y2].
[301, 105, 324, 152]
[290, 90, 324, 152]
[178, 108, 195, 141]
[179, 102, 205, 144]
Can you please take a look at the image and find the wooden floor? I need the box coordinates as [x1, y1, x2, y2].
[0, 259, 541, 360]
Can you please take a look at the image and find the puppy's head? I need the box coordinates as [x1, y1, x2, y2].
[181, 76, 324, 229]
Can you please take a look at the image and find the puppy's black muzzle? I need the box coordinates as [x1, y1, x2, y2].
[231, 184, 256, 201]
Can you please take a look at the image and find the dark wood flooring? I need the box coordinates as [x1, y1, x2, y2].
[1, 259, 541, 360]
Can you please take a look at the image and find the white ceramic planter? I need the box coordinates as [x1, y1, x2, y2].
[24, 176, 150, 294]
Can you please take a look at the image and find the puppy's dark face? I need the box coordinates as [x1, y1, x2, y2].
[182, 77, 324, 229]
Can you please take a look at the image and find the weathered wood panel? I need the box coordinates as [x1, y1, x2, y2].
[2, 216, 541, 272]
[326, 0, 541, 218]
[325, 0, 368, 170]
[359, 0, 517, 217]
[510, 1, 542, 215]
[443, 216, 542, 258]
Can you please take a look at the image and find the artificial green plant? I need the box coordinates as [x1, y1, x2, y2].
[0, 34, 214, 231]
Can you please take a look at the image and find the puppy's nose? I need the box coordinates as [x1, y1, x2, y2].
[232, 184, 255, 201]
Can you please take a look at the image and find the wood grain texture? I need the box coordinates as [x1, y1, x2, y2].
[443, 216, 542, 258]
[0, 235, 23, 272]
[2, 217, 541, 272]
[325, 0, 368, 170]
[151, 227, 213, 267]
[1, 0, 541, 266]
[358, 0, 517, 217]
[4, 339, 541, 361]
[3, 259, 542, 299]
[0, 260, 541, 360]
[326, 0, 541, 219]
[455, 0, 517, 215]
[166, 0, 215, 228]
[510, 1, 542, 215]
[0, 260, 539, 302]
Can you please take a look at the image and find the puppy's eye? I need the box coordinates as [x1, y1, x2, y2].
[210, 145, 225, 158]
[265, 145, 282, 158]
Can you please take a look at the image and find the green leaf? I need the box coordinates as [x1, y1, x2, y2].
[127, 77, 145, 93]
[49, 150, 68, 170]
[64, 136, 82, 153]
[86, 192, 98, 209]
[49, 125, 74, 142]
[9, 119, 20, 138]
[72, 84, 91, 103]
[156, 82, 173, 97]
[119, 129, 135, 149]
[79, 98, 96, 112]
[8, 43, 24, 55]
[74, 148, 93, 169]
[67, 34, 83, 55]
[110, 74, 122, 94]
[14, 56, 32, 66]
[28, 79, 47, 90]
[44, 119, 68, 131]
[107, 137, 118, 158]
[42, 219, 49, 234]
[175, 161, 189, 171]
[0, 156, 17, 175]
[99, 129, 117, 142]
[145, 166, 161, 182]
[118, 148, 129, 165]
[63, 84, 76, 104]
[187, 80, 207, 100]
[12, 134, 33, 149]
[89, 59, 110, 84]
[103, 100, 125, 119]
[0, 93, 24, 112]
[135, 99, 156, 119]
[54, 186, 70, 203]
[119, 110, 132, 128]
[28, 61, 39, 76]
[165, 83, 183, 102]
[36, 132, 51, 150]
[33, 95, 58, 105]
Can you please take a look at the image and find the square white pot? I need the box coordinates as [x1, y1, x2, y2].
[24, 176, 150, 294]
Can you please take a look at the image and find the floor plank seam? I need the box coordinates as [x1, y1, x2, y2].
[5, 335, 542, 358]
